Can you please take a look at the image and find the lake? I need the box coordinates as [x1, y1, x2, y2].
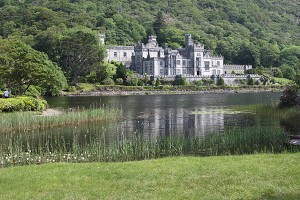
[3, 92, 300, 166]
[45, 92, 282, 138]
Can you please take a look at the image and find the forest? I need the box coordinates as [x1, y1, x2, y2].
[0, 0, 299, 95]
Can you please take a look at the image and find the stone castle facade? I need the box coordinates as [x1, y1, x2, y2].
[105, 34, 252, 76]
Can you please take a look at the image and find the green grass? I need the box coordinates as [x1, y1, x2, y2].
[0, 153, 300, 199]
[273, 77, 295, 85]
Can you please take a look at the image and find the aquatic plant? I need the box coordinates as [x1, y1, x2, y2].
[1, 126, 298, 168]
[0, 105, 121, 134]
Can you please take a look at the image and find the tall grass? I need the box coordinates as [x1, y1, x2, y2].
[232, 102, 300, 118]
[0, 105, 121, 134]
[1, 126, 299, 167]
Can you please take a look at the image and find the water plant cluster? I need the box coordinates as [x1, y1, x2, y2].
[0, 105, 121, 134]
[232, 102, 300, 118]
[1, 126, 299, 168]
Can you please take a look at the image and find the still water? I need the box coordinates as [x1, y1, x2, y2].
[4, 92, 300, 166]
[45, 92, 283, 138]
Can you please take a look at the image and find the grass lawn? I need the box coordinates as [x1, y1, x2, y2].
[1, 153, 300, 200]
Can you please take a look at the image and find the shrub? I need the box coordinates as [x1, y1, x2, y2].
[155, 78, 161, 87]
[191, 80, 204, 86]
[248, 78, 254, 86]
[218, 77, 225, 86]
[0, 97, 47, 112]
[278, 86, 300, 108]
[101, 78, 115, 85]
[115, 78, 124, 85]
[173, 77, 188, 86]
[137, 79, 144, 86]
[67, 86, 76, 92]
[209, 80, 215, 85]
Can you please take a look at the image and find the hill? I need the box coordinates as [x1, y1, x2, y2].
[0, 0, 299, 83]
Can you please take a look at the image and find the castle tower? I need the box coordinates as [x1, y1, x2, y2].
[99, 33, 106, 45]
[185, 34, 193, 48]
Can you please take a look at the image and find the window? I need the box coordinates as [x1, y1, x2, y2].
[217, 61, 220, 67]
[176, 60, 181, 65]
[160, 61, 163, 66]
[188, 60, 191, 67]
[123, 52, 127, 57]
[196, 58, 200, 67]
[176, 69, 181, 75]
[197, 53, 201, 56]
[204, 61, 210, 70]
[160, 69, 164, 75]
[212, 70, 216, 75]
[114, 52, 117, 57]
[182, 60, 186, 66]
[183, 69, 187, 75]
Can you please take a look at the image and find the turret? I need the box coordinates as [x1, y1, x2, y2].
[185, 34, 193, 48]
[99, 33, 106, 45]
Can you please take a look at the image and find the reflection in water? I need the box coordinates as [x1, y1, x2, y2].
[44, 93, 283, 140]
[280, 115, 300, 135]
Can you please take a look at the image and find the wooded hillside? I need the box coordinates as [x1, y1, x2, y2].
[0, 0, 299, 85]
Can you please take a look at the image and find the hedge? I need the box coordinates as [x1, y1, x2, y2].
[0, 97, 47, 112]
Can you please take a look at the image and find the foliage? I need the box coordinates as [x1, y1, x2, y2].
[278, 86, 300, 108]
[191, 80, 204, 86]
[272, 68, 283, 78]
[155, 78, 161, 87]
[0, 0, 299, 86]
[259, 74, 270, 85]
[248, 78, 254, 86]
[0, 39, 67, 96]
[97, 62, 117, 83]
[173, 76, 188, 86]
[124, 72, 139, 86]
[115, 78, 123, 85]
[101, 77, 115, 85]
[0, 97, 47, 112]
[58, 29, 105, 86]
[218, 77, 225, 86]
[113, 61, 128, 82]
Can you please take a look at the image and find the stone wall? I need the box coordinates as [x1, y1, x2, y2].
[153, 74, 261, 85]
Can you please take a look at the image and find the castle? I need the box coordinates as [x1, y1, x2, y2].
[104, 34, 252, 77]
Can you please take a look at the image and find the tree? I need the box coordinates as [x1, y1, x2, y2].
[153, 11, 167, 44]
[260, 43, 280, 67]
[114, 61, 128, 82]
[278, 86, 300, 108]
[272, 68, 283, 78]
[58, 29, 105, 86]
[97, 62, 117, 82]
[0, 39, 67, 96]
[280, 64, 296, 80]
[155, 78, 161, 87]
[259, 74, 270, 85]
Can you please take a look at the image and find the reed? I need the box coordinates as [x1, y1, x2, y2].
[231, 102, 300, 118]
[1, 126, 298, 168]
[0, 105, 121, 134]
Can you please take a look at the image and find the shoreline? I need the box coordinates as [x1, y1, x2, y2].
[64, 87, 284, 96]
